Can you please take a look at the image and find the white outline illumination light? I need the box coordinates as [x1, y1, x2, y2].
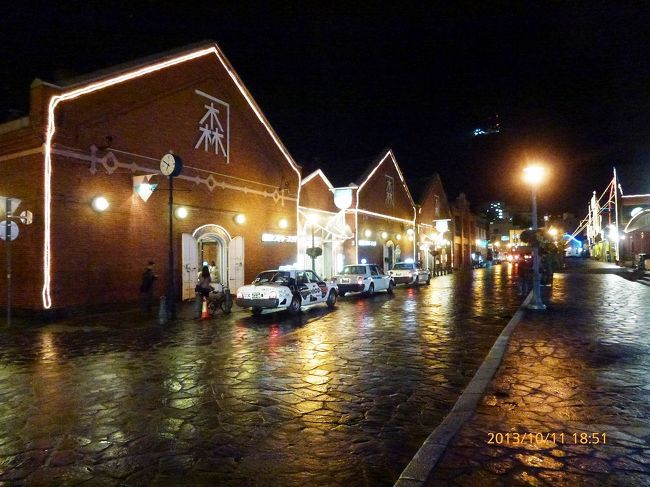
[42, 43, 301, 309]
[191, 224, 232, 240]
[352, 149, 417, 260]
[301, 169, 334, 189]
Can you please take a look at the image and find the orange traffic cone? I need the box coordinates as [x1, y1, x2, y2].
[200, 298, 210, 319]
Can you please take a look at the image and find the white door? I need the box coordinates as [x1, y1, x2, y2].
[182, 233, 198, 300]
[228, 236, 245, 291]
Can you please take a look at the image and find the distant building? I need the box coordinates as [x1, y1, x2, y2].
[482, 201, 507, 223]
[451, 193, 479, 268]
[413, 174, 452, 273]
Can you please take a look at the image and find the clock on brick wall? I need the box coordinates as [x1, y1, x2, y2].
[160, 154, 183, 177]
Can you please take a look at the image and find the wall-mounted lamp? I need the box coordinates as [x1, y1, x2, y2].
[278, 218, 288, 229]
[133, 174, 157, 202]
[91, 196, 109, 212]
[175, 207, 188, 219]
[364, 229, 372, 238]
[396, 234, 402, 241]
[381, 231, 388, 240]
[234, 213, 246, 225]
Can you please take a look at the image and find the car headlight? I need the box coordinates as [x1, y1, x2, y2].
[269, 290, 277, 299]
[357, 277, 364, 285]
[236, 291, 243, 298]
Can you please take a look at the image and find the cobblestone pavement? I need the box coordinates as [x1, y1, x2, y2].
[427, 259, 650, 486]
[0, 265, 521, 486]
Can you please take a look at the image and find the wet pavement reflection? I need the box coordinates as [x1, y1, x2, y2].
[0, 265, 522, 486]
[427, 260, 650, 486]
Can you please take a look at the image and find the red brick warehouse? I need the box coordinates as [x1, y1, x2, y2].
[0, 42, 302, 313]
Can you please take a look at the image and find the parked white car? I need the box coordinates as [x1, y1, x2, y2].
[333, 264, 394, 296]
[236, 269, 338, 315]
[389, 261, 431, 286]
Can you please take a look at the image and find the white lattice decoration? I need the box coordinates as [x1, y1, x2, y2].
[54, 145, 296, 204]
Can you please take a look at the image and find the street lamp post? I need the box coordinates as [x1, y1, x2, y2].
[524, 165, 546, 310]
[168, 174, 175, 319]
[159, 153, 183, 322]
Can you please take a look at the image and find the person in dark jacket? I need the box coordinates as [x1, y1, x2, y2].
[140, 261, 157, 312]
[196, 265, 213, 299]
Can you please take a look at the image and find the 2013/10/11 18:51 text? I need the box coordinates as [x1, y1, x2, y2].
[486, 432, 606, 446]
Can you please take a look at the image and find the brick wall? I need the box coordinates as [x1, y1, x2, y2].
[0, 153, 44, 309]
[3, 49, 301, 311]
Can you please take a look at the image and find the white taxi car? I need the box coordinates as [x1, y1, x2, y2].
[333, 264, 394, 296]
[236, 269, 338, 315]
[390, 261, 431, 286]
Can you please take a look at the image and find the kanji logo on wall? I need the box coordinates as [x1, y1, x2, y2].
[385, 175, 394, 207]
[194, 89, 230, 163]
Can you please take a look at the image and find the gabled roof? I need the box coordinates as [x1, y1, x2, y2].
[40, 41, 302, 311]
[43, 40, 301, 176]
[407, 173, 448, 206]
[356, 148, 416, 209]
[301, 169, 333, 189]
[44, 41, 218, 89]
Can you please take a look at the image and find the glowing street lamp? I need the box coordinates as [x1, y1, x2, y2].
[523, 164, 546, 310]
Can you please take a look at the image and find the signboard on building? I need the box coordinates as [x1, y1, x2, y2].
[262, 233, 297, 243]
[194, 89, 230, 163]
[358, 240, 377, 247]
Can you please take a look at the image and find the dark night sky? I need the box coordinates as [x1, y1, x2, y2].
[3, 2, 650, 216]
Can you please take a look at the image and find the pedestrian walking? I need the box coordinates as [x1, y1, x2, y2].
[140, 260, 157, 313]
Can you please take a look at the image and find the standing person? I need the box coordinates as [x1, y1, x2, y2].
[196, 264, 212, 299]
[516, 258, 531, 296]
[208, 260, 219, 284]
[140, 260, 157, 313]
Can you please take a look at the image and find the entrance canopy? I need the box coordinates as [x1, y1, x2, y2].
[624, 209, 650, 233]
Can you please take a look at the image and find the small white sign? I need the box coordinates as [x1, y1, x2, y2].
[19, 210, 33, 225]
[262, 233, 298, 243]
[358, 240, 377, 247]
[0, 220, 19, 241]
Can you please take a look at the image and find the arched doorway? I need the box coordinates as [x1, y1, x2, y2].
[182, 225, 244, 300]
